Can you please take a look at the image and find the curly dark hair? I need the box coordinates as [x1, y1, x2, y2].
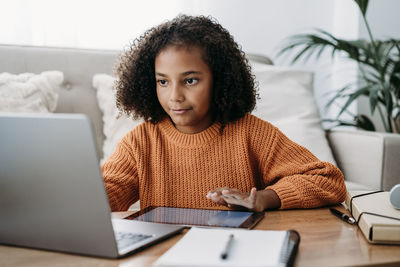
[114, 14, 257, 131]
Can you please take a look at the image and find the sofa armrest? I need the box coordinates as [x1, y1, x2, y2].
[326, 129, 400, 191]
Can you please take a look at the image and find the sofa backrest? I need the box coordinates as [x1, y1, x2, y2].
[0, 44, 118, 157]
[1, 44, 336, 167]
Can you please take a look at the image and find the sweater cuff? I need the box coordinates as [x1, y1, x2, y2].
[266, 180, 303, 209]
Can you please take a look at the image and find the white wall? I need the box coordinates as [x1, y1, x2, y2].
[2, 0, 396, 126]
[180, 0, 360, 123]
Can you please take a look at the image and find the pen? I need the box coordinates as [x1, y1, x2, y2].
[330, 208, 356, 225]
[220, 234, 234, 260]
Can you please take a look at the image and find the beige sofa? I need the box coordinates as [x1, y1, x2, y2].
[1, 44, 399, 191]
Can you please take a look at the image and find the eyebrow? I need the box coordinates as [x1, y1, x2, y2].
[155, 71, 202, 77]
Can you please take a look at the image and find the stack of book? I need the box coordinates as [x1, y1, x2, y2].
[346, 191, 400, 244]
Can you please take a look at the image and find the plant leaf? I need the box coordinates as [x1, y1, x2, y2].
[322, 119, 358, 129]
[336, 86, 371, 117]
[277, 30, 339, 64]
[276, 17, 400, 133]
[277, 29, 382, 70]
[365, 83, 382, 114]
[355, 114, 376, 131]
[323, 114, 376, 131]
[354, 0, 369, 17]
[382, 82, 394, 118]
[324, 84, 356, 112]
[389, 57, 400, 97]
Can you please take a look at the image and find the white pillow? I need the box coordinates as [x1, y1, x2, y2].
[0, 71, 62, 113]
[250, 63, 337, 165]
[93, 74, 142, 164]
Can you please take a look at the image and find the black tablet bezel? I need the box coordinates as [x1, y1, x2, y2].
[124, 206, 264, 229]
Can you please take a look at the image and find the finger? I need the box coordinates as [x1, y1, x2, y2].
[223, 196, 251, 209]
[215, 187, 230, 193]
[221, 192, 241, 201]
[206, 190, 218, 196]
[221, 189, 245, 200]
[206, 191, 217, 199]
[209, 192, 222, 201]
[222, 188, 240, 195]
[207, 189, 224, 199]
[249, 188, 257, 204]
[217, 200, 228, 206]
[208, 187, 230, 197]
[208, 192, 228, 206]
[223, 189, 259, 210]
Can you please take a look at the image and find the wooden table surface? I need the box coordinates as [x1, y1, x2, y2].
[1, 205, 400, 267]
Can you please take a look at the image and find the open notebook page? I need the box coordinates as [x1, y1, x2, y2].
[153, 227, 287, 267]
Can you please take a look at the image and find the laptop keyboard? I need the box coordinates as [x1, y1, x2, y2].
[115, 231, 153, 250]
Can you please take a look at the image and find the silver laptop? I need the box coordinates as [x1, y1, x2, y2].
[0, 113, 184, 258]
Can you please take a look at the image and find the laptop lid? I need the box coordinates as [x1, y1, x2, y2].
[0, 113, 183, 258]
[0, 113, 120, 257]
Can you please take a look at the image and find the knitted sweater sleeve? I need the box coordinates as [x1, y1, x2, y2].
[101, 135, 139, 211]
[262, 127, 347, 209]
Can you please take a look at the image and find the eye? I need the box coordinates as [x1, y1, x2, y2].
[185, 78, 198, 85]
[157, 79, 168, 86]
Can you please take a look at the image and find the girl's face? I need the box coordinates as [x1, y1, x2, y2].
[155, 45, 213, 134]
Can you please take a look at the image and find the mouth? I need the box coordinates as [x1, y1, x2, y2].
[171, 108, 191, 115]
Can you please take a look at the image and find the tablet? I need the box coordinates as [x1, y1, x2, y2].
[124, 206, 264, 229]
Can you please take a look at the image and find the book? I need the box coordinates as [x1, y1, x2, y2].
[153, 227, 300, 267]
[345, 191, 400, 244]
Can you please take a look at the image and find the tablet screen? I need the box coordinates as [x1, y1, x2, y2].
[126, 207, 263, 228]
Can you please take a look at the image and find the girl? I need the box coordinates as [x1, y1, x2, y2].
[102, 15, 346, 212]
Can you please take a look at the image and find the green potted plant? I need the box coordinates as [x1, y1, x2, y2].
[277, 0, 400, 133]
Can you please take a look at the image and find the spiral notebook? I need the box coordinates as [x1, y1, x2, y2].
[153, 227, 300, 267]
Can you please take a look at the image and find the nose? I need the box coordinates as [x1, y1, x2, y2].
[169, 83, 184, 103]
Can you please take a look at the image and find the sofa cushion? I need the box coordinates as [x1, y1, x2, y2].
[0, 71, 62, 113]
[250, 63, 337, 165]
[93, 74, 142, 164]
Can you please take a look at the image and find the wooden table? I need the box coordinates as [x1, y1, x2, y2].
[1, 205, 400, 267]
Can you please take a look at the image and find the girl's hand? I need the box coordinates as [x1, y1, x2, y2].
[206, 187, 281, 212]
[206, 187, 230, 207]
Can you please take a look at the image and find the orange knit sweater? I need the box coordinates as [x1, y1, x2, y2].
[102, 113, 346, 211]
